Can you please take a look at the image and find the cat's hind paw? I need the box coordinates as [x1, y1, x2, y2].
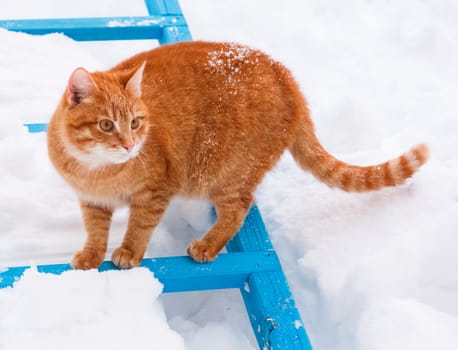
[187, 240, 218, 263]
[112, 247, 142, 269]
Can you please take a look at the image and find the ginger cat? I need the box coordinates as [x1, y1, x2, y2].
[47, 41, 429, 270]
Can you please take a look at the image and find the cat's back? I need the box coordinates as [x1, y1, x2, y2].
[110, 41, 293, 90]
[109, 41, 207, 71]
[111, 41, 270, 70]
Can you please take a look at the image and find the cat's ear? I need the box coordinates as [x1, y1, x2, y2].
[125, 61, 146, 98]
[66, 68, 98, 106]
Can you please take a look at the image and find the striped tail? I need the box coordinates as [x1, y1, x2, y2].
[289, 125, 429, 192]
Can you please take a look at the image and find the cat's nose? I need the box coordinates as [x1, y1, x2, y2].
[122, 144, 135, 153]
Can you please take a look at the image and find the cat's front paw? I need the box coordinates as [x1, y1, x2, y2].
[72, 249, 104, 270]
[112, 247, 142, 269]
[187, 240, 218, 263]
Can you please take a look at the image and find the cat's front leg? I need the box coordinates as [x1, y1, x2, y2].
[72, 201, 113, 270]
[112, 189, 171, 269]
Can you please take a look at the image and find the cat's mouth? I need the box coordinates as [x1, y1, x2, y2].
[65, 141, 143, 170]
[108, 145, 140, 164]
[94, 142, 144, 166]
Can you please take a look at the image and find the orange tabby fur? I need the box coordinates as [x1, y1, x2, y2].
[47, 41, 429, 269]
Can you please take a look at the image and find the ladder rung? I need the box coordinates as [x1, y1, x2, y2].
[0, 15, 187, 41]
[0, 251, 281, 293]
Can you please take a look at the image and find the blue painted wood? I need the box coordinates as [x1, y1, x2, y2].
[0, 251, 280, 293]
[0, 16, 188, 42]
[227, 204, 275, 252]
[0, 1, 313, 348]
[243, 272, 313, 349]
[161, 25, 192, 44]
[145, 0, 168, 15]
[227, 206, 313, 349]
[24, 123, 48, 133]
[145, 0, 184, 16]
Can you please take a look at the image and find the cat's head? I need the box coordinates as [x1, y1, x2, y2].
[60, 62, 149, 169]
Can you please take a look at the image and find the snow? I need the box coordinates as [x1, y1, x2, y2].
[1, 0, 458, 350]
[0, 268, 185, 350]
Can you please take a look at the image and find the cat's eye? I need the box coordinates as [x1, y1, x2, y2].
[99, 119, 114, 132]
[131, 117, 141, 130]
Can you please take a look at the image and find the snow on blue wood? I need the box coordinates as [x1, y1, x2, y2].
[0, 251, 280, 292]
[161, 25, 192, 44]
[0, 16, 188, 43]
[0, 1, 312, 348]
[0, 0, 191, 44]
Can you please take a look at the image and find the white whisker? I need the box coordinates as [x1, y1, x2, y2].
[137, 150, 149, 174]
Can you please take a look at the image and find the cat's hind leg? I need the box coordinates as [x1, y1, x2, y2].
[187, 191, 253, 263]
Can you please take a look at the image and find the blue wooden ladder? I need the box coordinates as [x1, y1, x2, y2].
[0, 1, 313, 349]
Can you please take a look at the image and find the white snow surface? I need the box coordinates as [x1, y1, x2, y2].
[1, 0, 457, 349]
[0, 268, 185, 350]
